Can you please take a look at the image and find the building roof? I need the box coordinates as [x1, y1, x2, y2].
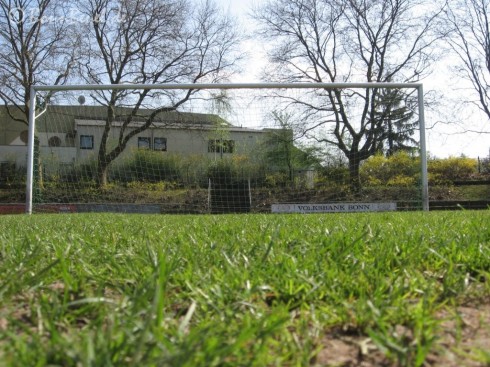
[0, 105, 231, 133]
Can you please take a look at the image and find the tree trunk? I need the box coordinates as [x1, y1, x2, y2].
[348, 156, 361, 193]
[97, 113, 111, 188]
[97, 159, 109, 187]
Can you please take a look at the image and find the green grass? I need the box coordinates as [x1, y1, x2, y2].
[0, 211, 489, 366]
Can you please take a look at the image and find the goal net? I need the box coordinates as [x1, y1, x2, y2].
[21, 83, 428, 214]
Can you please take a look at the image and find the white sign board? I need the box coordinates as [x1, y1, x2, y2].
[271, 202, 397, 213]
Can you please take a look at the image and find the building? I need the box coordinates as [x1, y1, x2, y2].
[0, 105, 278, 177]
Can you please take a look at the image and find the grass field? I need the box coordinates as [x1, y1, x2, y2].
[0, 211, 489, 366]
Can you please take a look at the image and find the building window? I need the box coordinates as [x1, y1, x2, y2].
[80, 135, 94, 150]
[153, 137, 167, 151]
[208, 139, 235, 154]
[208, 139, 217, 153]
[138, 137, 151, 149]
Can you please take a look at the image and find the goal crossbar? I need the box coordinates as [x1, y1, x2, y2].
[26, 82, 428, 213]
[30, 82, 422, 92]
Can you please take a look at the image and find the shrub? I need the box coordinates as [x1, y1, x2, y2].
[207, 159, 241, 185]
[179, 155, 212, 187]
[428, 156, 477, 183]
[387, 175, 416, 187]
[360, 152, 419, 186]
[317, 164, 350, 186]
[207, 156, 264, 185]
[479, 156, 490, 174]
[264, 172, 290, 188]
[114, 150, 181, 183]
[59, 160, 98, 184]
[0, 161, 25, 187]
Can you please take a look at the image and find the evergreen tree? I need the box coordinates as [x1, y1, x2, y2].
[374, 89, 418, 156]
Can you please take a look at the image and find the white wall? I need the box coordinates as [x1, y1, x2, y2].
[0, 145, 77, 176]
[74, 121, 268, 163]
[0, 146, 28, 167]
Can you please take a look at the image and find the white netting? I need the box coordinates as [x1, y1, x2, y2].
[24, 84, 426, 213]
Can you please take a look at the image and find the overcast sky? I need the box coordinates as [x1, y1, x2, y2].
[215, 0, 489, 159]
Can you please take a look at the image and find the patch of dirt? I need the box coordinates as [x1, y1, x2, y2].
[427, 303, 490, 367]
[313, 333, 390, 366]
[312, 301, 490, 367]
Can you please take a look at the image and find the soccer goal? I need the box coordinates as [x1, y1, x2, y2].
[23, 82, 428, 214]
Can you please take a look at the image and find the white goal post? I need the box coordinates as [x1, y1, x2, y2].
[26, 82, 429, 214]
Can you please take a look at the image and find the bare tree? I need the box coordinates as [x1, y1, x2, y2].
[254, 0, 442, 190]
[0, 0, 78, 124]
[444, 0, 490, 121]
[77, 0, 241, 186]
